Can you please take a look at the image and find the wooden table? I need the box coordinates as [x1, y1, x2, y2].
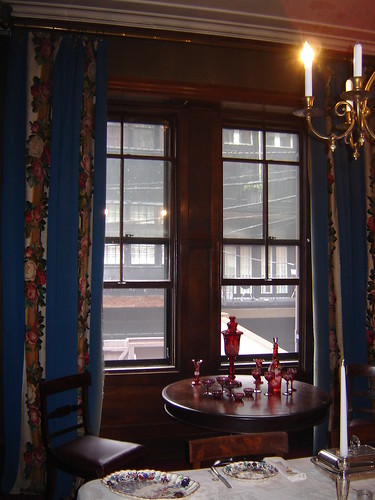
[161, 375, 331, 434]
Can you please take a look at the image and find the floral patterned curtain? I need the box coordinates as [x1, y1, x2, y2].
[1, 31, 107, 496]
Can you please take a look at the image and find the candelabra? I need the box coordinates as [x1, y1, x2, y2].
[296, 42, 375, 160]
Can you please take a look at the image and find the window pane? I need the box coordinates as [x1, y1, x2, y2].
[123, 159, 170, 238]
[223, 128, 263, 159]
[269, 163, 299, 239]
[268, 245, 299, 279]
[221, 285, 299, 354]
[223, 245, 264, 278]
[107, 122, 121, 154]
[266, 132, 299, 161]
[223, 161, 263, 239]
[103, 288, 166, 361]
[104, 244, 120, 281]
[123, 244, 169, 280]
[123, 123, 166, 156]
[105, 158, 121, 238]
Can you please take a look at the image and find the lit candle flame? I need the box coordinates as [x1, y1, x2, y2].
[301, 41, 314, 68]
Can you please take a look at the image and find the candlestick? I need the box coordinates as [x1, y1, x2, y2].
[340, 359, 348, 457]
[354, 43, 362, 78]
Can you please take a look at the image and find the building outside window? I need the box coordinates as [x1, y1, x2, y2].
[222, 127, 301, 358]
[103, 117, 175, 364]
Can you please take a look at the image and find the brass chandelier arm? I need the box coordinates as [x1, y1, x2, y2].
[306, 109, 356, 151]
[364, 70, 375, 92]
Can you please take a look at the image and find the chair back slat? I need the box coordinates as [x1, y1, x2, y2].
[48, 403, 81, 420]
[50, 422, 85, 440]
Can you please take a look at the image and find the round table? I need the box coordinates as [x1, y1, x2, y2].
[162, 375, 331, 433]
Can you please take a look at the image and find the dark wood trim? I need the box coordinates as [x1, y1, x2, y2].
[108, 76, 301, 109]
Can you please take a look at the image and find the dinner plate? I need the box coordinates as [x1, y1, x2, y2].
[102, 469, 200, 499]
[223, 460, 278, 480]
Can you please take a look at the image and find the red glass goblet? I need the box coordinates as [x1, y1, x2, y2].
[252, 367, 263, 393]
[222, 316, 243, 380]
[282, 370, 292, 396]
[201, 377, 215, 396]
[216, 375, 228, 395]
[288, 368, 297, 392]
[191, 358, 203, 386]
[224, 378, 240, 399]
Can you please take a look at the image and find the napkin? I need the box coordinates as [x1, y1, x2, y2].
[264, 457, 307, 482]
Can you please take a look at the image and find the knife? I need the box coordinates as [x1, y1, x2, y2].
[210, 466, 232, 488]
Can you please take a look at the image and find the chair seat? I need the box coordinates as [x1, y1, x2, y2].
[54, 434, 146, 478]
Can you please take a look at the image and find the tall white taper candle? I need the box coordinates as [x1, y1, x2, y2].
[354, 43, 362, 78]
[340, 359, 348, 457]
[301, 42, 314, 96]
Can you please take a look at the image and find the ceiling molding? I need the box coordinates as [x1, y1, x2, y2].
[8, 1, 375, 55]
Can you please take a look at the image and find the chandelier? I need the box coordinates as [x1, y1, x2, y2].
[296, 42, 375, 160]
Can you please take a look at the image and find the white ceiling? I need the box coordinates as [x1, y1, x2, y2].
[8, 0, 375, 55]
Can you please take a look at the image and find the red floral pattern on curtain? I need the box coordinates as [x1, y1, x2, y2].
[16, 32, 99, 494]
[23, 32, 55, 489]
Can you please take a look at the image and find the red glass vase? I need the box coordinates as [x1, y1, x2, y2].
[267, 337, 282, 394]
[222, 316, 242, 380]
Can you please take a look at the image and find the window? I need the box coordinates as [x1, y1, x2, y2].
[222, 127, 301, 358]
[103, 116, 175, 365]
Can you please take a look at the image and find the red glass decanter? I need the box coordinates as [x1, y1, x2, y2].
[267, 337, 282, 394]
[222, 316, 242, 380]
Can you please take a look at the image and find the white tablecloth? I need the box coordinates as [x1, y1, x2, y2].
[77, 456, 375, 499]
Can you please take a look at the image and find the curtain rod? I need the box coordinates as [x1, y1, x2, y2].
[5, 15, 292, 53]
[10, 20, 196, 44]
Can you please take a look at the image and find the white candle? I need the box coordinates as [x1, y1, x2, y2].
[345, 79, 353, 112]
[354, 43, 362, 78]
[301, 42, 314, 96]
[340, 359, 348, 457]
[305, 65, 313, 97]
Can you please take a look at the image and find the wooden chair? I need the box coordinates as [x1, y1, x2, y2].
[189, 431, 289, 469]
[328, 363, 375, 448]
[40, 371, 146, 499]
[347, 363, 375, 422]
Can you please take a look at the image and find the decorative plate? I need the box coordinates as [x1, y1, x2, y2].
[223, 461, 278, 480]
[102, 469, 200, 499]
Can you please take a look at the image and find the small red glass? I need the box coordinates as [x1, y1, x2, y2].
[224, 378, 240, 399]
[282, 370, 292, 396]
[192, 359, 203, 386]
[222, 316, 243, 380]
[233, 392, 244, 402]
[252, 358, 264, 393]
[201, 377, 215, 396]
[289, 368, 297, 392]
[252, 367, 263, 393]
[216, 375, 228, 395]
[243, 387, 254, 398]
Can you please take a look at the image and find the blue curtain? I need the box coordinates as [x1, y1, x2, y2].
[310, 60, 368, 452]
[329, 64, 367, 363]
[1, 31, 28, 492]
[1, 32, 107, 496]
